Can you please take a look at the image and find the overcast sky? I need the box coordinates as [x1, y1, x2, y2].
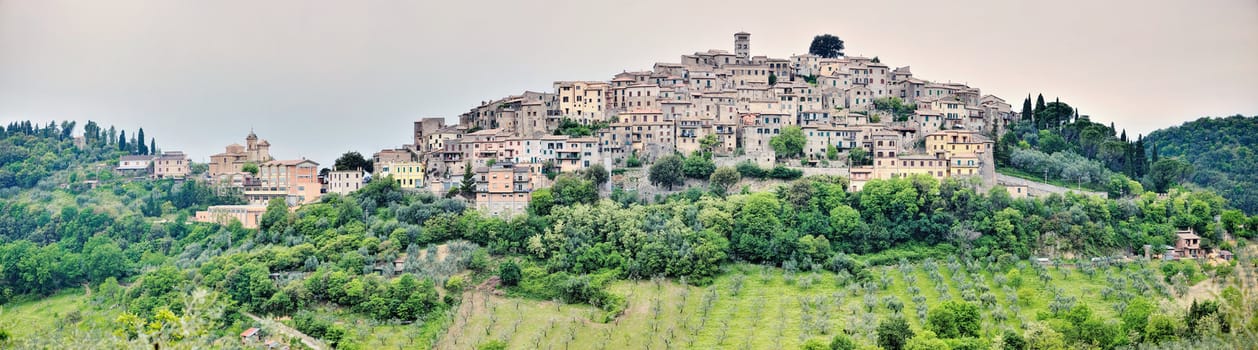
[1, 0, 1255, 165]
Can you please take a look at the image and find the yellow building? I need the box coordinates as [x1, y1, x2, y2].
[554, 81, 608, 125]
[925, 129, 992, 158]
[949, 153, 981, 177]
[379, 161, 425, 188]
[194, 205, 268, 229]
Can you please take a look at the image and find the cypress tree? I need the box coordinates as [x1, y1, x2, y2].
[150, 138, 157, 156]
[1021, 95, 1033, 122]
[137, 128, 147, 155]
[1034, 94, 1046, 128]
[118, 130, 127, 151]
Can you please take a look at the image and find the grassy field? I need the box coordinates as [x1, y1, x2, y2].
[438, 259, 1170, 349]
[0, 289, 122, 340]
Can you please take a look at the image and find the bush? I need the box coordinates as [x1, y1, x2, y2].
[498, 260, 521, 287]
[801, 338, 829, 350]
[877, 316, 914, 350]
[737, 161, 767, 178]
[478, 339, 507, 350]
[769, 166, 803, 180]
[830, 334, 857, 350]
[927, 301, 981, 338]
[445, 275, 466, 294]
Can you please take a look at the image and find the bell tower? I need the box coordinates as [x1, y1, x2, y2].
[734, 32, 750, 62]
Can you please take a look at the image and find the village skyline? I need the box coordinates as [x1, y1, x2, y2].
[1, 0, 1255, 165]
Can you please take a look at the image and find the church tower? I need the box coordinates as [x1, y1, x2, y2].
[734, 32, 750, 61]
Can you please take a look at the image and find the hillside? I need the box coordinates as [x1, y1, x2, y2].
[1145, 115, 1258, 214]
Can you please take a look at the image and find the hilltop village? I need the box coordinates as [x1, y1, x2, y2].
[375, 32, 1012, 215]
[157, 33, 1025, 225]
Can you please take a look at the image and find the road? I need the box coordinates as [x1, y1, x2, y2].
[244, 312, 328, 350]
[996, 173, 1107, 198]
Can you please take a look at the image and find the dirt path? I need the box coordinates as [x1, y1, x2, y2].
[244, 312, 328, 350]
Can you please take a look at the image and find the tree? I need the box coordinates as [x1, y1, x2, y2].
[241, 162, 259, 176]
[626, 151, 642, 167]
[583, 164, 609, 186]
[498, 260, 521, 286]
[137, 128, 147, 155]
[699, 134, 720, 154]
[770, 126, 806, 159]
[926, 301, 981, 338]
[768, 73, 778, 86]
[552, 174, 597, 206]
[1021, 95, 1033, 123]
[259, 198, 290, 233]
[224, 263, 275, 309]
[826, 144, 839, 160]
[460, 162, 476, 198]
[849, 147, 869, 166]
[529, 188, 555, 216]
[709, 166, 741, 196]
[118, 130, 127, 151]
[649, 154, 685, 190]
[682, 152, 716, 179]
[334, 151, 374, 173]
[877, 316, 914, 350]
[829, 334, 857, 350]
[1034, 94, 1046, 128]
[1148, 157, 1193, 192]
[150, 138, 157, 156]
[808, 34, 845, 58]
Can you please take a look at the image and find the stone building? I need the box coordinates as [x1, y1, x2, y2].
[209, 131, 273, 179]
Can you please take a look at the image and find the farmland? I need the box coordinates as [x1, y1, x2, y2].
[440, 258, 1174, 349]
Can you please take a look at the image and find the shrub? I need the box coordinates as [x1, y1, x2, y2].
[498, 260, 521, 287]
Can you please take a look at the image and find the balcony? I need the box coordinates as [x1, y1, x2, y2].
[556, 151, 581, 160]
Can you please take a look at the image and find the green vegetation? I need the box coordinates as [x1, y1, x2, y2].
[808, 34, 845, 58]
[998, 97, 1152, 195]
[771, 126, 807, 159]
[872, 97, 917, 122]
[334, 151, 374, 173]
[554, 118, 608, 137]
[649, 154, 685, 190]
[440, 257, 1187, 349]
[1145, 115, 1258, 213]
[0, 120, 161, 189]
[736, 161, 803, 180]
[3, 118, 1258, 349]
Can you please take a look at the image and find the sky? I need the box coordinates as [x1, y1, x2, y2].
[1, 0, 1256, 165]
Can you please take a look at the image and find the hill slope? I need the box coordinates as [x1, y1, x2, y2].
[1145, 115, 1258, 213]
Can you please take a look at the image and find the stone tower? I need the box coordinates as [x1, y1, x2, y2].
[246, 130, 258, 151]
[734, 32, 750, 61]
